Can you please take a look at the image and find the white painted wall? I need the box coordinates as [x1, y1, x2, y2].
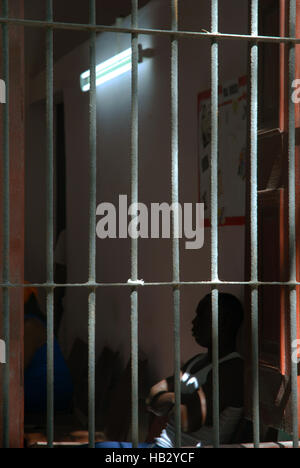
[27, 0, 249, 384]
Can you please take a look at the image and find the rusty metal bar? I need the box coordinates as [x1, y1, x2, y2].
[46, 0, 54, 449]
[0, 17, 300, 45]
[130, 0, 139, 449]
[88, 0, 97, 449]
[288, 0, 299, 449]
[2, 280, 300, 289]
[250, 0, 260, 448]
[171, 0, 181, 449]
[211, 0, 220, 449]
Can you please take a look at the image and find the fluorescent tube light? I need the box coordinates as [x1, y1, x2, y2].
[80, 48, 132, 92]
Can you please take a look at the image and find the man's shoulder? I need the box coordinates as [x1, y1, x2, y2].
[219, 355, 244, 379]
[183, 353, 207, 373]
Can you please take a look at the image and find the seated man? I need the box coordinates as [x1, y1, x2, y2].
[147, 292, 244, 448]
[24, 285, 74, 415]
[94, 292, 244, 448]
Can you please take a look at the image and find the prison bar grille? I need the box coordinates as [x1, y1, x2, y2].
[88, 0, 97, 449]
[0, 0, 299, 449]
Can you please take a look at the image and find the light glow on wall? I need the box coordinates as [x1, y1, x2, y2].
[80, 48, 132, 92]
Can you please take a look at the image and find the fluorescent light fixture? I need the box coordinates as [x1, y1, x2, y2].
[80, 48, 132, 92]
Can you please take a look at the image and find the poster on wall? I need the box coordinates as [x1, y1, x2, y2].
[198, 76, 247, 227]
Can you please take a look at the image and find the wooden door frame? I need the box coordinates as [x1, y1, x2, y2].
[244, 0, 300, 434]
[0, 0, 25, 448]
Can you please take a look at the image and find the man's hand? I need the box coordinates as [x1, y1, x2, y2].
[146, 373, 183, 407]
[146, 378, 206, 433]
[146, 379, 169, 407]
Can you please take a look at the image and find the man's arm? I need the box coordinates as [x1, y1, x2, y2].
[146, 354, 203, 409]
[147, 385, 207, 432]
[180, 387, 207, 432]
[146, 373, 182, 412]
[201, 358, 244, 427]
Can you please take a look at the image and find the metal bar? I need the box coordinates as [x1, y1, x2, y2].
[0, 17, 300, 44]
[130, 0, 139, 449]
[288, 0, 299, 449]
[250, 0, 260, 449]
[2, 0, 9, 449]
[211, 0, 220, 448]
[88, 0, 97, 449]
[171, 0, 181, 449]
[3, 280, 300, 289]
[46, 0, 54, 449]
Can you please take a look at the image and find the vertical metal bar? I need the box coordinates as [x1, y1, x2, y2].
[88, 0, 97, 449]
[211, 0, 220, 449]
[250, 0, 260, 448]
[171, 0, 181, 448]
[130, 0, 139, 449]
[46, 0, 54, 449]
[2, 0, 9, 449]
[288, 0, 299, 449]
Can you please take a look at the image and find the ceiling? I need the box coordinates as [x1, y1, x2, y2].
[25, 0, 150, 77]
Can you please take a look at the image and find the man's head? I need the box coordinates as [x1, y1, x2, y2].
[192, 293, 244, 351]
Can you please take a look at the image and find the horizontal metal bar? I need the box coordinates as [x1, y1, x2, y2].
[0, 17, 299, 44]
[8, 281, 300, 288]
